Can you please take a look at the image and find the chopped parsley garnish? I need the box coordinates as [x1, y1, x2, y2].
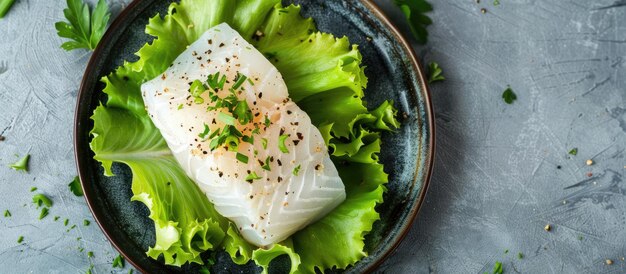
[568, 148, 578, 156]
[261, 156, 271, 171]
[87, 251, 94, 258]
[83, 219, 90, 226]
[206, 72, 227, 90]
[517, 252, 524, 259]
[17, 236, 23, 243]
[261, 138, 268, 149]
[55, 0, 111, 51]
[112, 254, 125, 268]
[190, 79, 206, 104]
[39, 207, 49, 220]
[177, 104, 183, 110]
[69, 176, 84, 196]
[64, 219, 69, 226]
[30, 187, 37, 192]
[233, 100, 253, 124]
[494, 0, 500, 5]
[264, 116, 271, 128]
[218, 112, 236, 125]
[245, 172, 261, 181]
[293, 164, 301, 176]
[9, 154, 30, 172]
[236, 153, 249, 164]
[232, 72, 248, 90]
[0, 0, 16, 19]
[502, 86, 517, 104]
[278, 135, 290, 153]
[393, 0, 433, 44]
[32, 194, 53, 208]
[4, 209, 10, 217]
[428, 62, 445, 83]
[54, 216, 60, 221]
[198, 123, 210, 139]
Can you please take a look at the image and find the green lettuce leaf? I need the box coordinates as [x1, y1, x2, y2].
[90, 0, 400, 271]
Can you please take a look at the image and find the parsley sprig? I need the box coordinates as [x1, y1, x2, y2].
[428, 62, 445, 83]
[55, 0, 110, 51]
[393, 0, 433, 44]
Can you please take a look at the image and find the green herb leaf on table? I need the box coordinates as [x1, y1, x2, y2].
[517, 252, 524, 259]
[428, 62, 444, 83]
[4, 209, 10, 217]
[112, 254, 125, 268]
[54, 0, 110, 51]
[492, 261, 503, 274]
[0, 0, 15, 19]
[69, 176, 84, 196]
[568, 148, 578, 156]
[9, 154, 30, 172]
[502, 86, 517, 104]
[17, 236, 23, 243]
[30, 187, 37, 192]
[87, 251, 94, 258]
[393, 0, 433, 44]
[83, 219, 90, 226]
[39, 207, 49, 220]
[32, 194, 53, 208]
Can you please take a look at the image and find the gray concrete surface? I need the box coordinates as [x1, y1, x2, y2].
[0, 0, 624, 273]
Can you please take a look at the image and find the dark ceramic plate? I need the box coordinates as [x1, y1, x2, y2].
[74, 0, 434, 273]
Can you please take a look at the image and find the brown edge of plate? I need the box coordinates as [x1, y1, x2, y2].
[357, 1, 435, 272]
[74, 0, 436, 273]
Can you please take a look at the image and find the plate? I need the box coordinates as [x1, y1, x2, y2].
[74, 0, 434, 273]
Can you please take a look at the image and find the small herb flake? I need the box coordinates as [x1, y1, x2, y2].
[0, 0, 15, 19]
[278, 135, 289, 153]
[177, 104, 183, 110]
[54, 216, 60, 221]
[17, 236, 23, 243]
[245, 172, 262, 181]
[236, 153, 249, 164]
[4, 210, 10, 217]
[39, 207, 49, 220]
[83, 219, 90, 226]
[568, 148, 578, 156]
[517, 252, 524, 259]
[504, 249, 509, 254]
[69, 176, 84, 196]
[9, 154, 30, 172]
[261, 138, 268, 149]
[198, 123, 211, 139]
[428, 62, 445, 83]
[30, 187, 37, 192]
[492, 261, 503, 274]
[64, 219, 69, 226]
[494, 0, 500, 5]
[112, 254, 125, 268]
[293, 164, 301, 176]
[502, 86, 517, 104]
[32, 194, 53, 208]
[87, 251, 94, 258]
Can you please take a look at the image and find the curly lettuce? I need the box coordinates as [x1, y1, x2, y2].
[90, 0, 399, 272]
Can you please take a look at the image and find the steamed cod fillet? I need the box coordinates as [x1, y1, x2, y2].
[141, 23, 346, 247]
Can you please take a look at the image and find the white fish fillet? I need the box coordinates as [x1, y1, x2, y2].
[141, 23, 346, 247]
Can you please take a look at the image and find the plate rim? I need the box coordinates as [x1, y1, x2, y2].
[73, 0, 435, 272]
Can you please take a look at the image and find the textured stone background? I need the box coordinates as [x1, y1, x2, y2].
[0, 0, 624, 273]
